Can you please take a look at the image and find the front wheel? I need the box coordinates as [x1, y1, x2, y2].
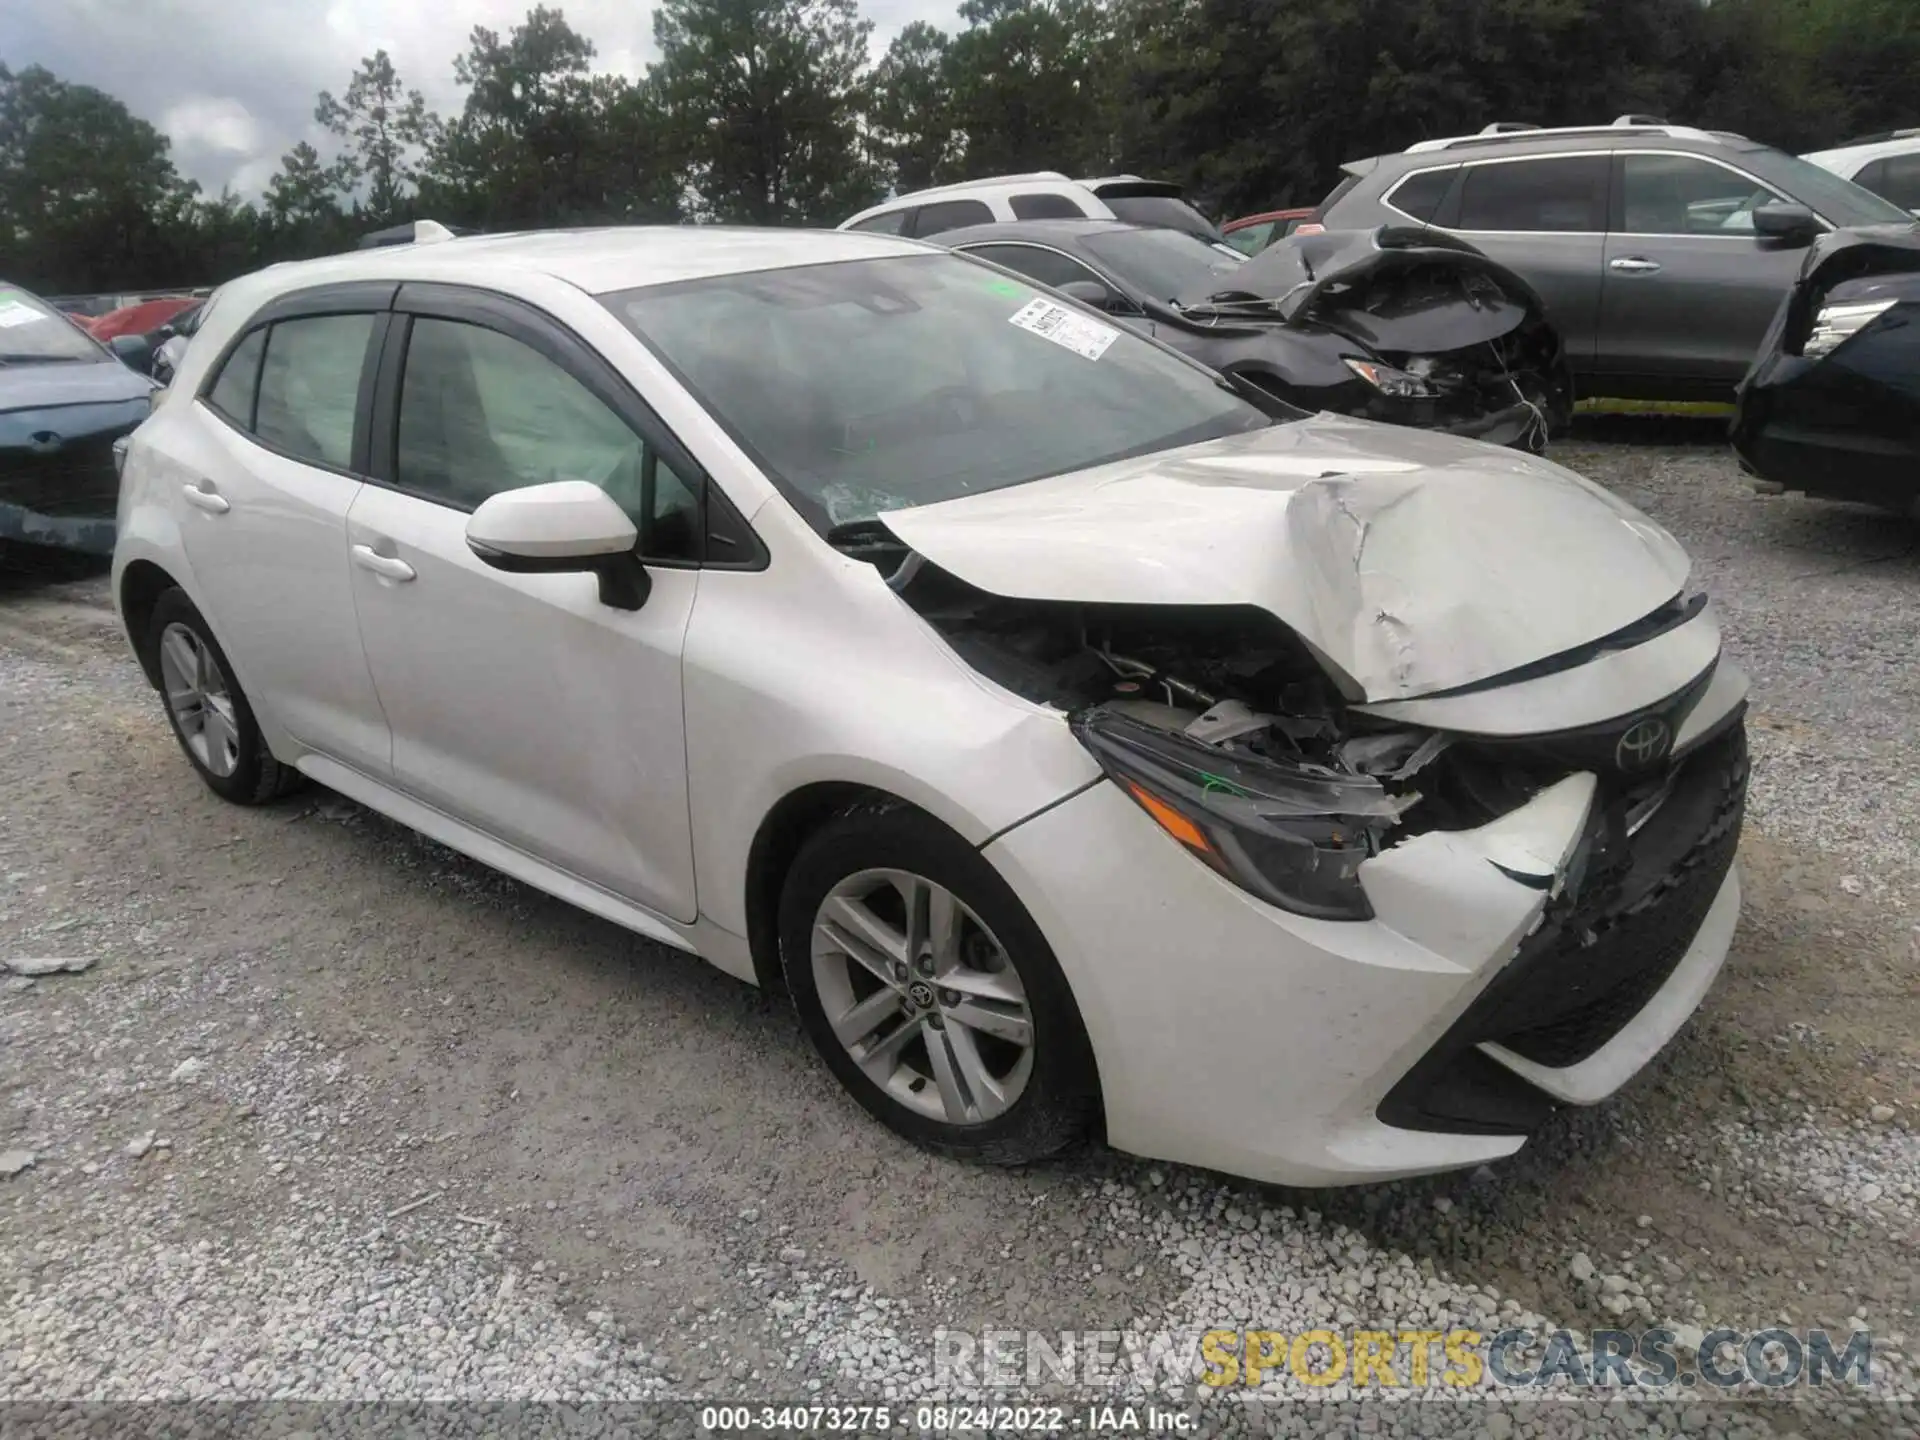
[779, 802, 1099, 1164]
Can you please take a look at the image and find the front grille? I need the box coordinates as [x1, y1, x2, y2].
[1378, 720, 1746, 1135]
[1, 432, 131, 519]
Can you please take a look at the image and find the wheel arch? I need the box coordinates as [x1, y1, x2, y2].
[119, 558, 184, 688]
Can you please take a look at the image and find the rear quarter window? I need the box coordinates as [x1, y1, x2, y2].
[911, 199, 996, 237]
[849, 210, 909, 234]
[1384, 167, 1457, 222]
[1010, 192, 1090, 220]
[204, 327, 265, 428]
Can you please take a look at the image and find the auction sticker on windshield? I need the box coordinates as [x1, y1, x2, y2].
[1008, 297, 1119, 361]
[0, 294, 44, 329]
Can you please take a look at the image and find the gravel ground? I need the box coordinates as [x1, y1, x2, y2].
[2, 424, 1917, 1437]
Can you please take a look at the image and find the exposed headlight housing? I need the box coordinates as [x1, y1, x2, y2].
[1071, 708, 1416, 921]
[1803, 298, 1895, 359]
[1343, 356, 1439, 399]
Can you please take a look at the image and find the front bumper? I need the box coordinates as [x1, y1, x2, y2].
[984, 715, 1746, 1187]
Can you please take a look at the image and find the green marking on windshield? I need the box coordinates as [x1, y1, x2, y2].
[979, 278, 1025, 297]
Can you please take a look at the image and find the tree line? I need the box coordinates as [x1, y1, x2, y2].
[3, 0, 1915, 296]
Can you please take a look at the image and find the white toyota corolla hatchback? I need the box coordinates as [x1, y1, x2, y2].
[113, 227, 1747, 1186]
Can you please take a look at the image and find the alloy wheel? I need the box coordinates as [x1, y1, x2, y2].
[158, 621, 240, 779]
[810, 868, 1035, 1125]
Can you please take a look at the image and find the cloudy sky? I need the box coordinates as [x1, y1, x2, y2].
[6, 0, 960, 198]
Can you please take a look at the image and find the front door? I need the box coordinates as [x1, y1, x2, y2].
[1596, 151, 1810, 391]
[344, 302, 702, 922]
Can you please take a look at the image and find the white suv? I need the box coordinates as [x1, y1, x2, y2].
[1805, 129, 1920, 215]
[839, 172, 1226, 243]
[115, 226, 1748, 1186]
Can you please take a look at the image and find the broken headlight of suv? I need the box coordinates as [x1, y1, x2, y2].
[1072, 706, 1414, 921]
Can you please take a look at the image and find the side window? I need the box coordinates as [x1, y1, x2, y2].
[1619, 154, 1784, 235]
[1875, 154, 1920, 211]
[1224, 222, 1274, 255]
[1456, 156, 1607, 233]
[1009, 192, 1089, 221]
[1386, 167, 1456, 222]
[910, 199, 995, 237]
[394, 316, 699, 561]
[253, 314, 376, 468]
[204, 327, 265, 428]
[1852, 159, 1888, 198]
[849, 210, 909, 235]
[964, 244, 1106, 292]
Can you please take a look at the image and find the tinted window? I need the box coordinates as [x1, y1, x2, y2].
[205, 327, 264, 427]
[1853, 159, 1889, 197]
[1620, 154, 1784, 234]
[605, 254, 1268, 532]
[395, 317, 698, 560]
[1387, 167, 1456, 222]
[1223, 222, 1274, 255]
[1874, 153, 1920, 211]
[849, 210, 909, 235]
[1009, 192, 1089, 220]
[1316, 174, 1362, 215]
[1456, 156, 1606, 232]
[911, 199, 995, 237]
[254, 314, 375, 468]
[964, 244, 1106, 292]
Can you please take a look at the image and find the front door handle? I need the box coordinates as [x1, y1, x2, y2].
[181, 482, 229, 514]
[1609, 256, 1663, 274]
[350, 544, 416, 582]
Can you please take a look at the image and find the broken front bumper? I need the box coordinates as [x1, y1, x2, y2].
[983, 686, 1747, 1187]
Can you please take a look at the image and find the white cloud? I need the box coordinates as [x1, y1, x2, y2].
[4, 0, 963, 199]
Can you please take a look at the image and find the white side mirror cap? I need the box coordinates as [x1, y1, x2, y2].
[466, 481, 637, 561]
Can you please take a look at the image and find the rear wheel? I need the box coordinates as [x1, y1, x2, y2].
[779, 802, 1098, 1164]
[148, 588, 303, 805]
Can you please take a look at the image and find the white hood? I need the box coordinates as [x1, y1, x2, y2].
[877, 415, 1692, 703]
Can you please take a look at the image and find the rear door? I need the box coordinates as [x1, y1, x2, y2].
[1434, 153, 1610, 366]
[171, 288, 394, 775]
[1596, 151, 1808, 390]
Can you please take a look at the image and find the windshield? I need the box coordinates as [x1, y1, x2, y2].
[0, 286, 107, 363]
[1758, 151, 1916, 227]
[1081, 227, 1247, 303]
[605, 253, 1270, 531]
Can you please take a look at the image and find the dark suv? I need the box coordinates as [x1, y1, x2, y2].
[1319, 117, 1917, 400]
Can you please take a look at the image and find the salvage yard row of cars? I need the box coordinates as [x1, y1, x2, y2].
[0, 114, 1912, 1187]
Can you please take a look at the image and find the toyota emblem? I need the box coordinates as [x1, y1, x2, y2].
[1614, 716, 1673, 772]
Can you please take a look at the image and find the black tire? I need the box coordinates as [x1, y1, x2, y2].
[147, 587, 305, 805]
[779, 799, 1099, 1164]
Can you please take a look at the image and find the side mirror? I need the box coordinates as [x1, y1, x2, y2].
[465, 480, 650, 610]
[1058, 279, 1123, 312]
[1752, 202, 1818, 245]
[108, 334, 154, 371]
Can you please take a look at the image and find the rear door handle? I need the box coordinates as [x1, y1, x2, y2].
[181, 482, 229, 514]
[1609, 256, 1663, 274]
[350, 544, 416, 583]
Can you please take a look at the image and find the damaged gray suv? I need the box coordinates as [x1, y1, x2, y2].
[1319, 116, 1917, 400]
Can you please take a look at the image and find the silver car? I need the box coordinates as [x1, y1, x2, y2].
[1318, 116, 1916, 401]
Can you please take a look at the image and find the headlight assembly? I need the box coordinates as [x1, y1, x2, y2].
[1071, 708, 1416, 921]
[1803, 299, 1895, 359]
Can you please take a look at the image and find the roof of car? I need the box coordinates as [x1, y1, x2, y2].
[1804, 132, 1920, 170]
[223, 226, 928, 305]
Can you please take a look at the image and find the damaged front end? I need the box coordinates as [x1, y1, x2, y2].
[1732, 223, 1920, 516]
[845, 499, 1747, 1133]
[1185, 226, 1574, 452]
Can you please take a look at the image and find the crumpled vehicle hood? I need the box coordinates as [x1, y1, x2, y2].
[877, 415, 1691, 703]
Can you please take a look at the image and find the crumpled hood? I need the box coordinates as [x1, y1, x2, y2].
[877, 415, 1691, 703]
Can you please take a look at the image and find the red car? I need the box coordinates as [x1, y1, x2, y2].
[1222, 207, 1319, 255]
[82, 297, 199, 342]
